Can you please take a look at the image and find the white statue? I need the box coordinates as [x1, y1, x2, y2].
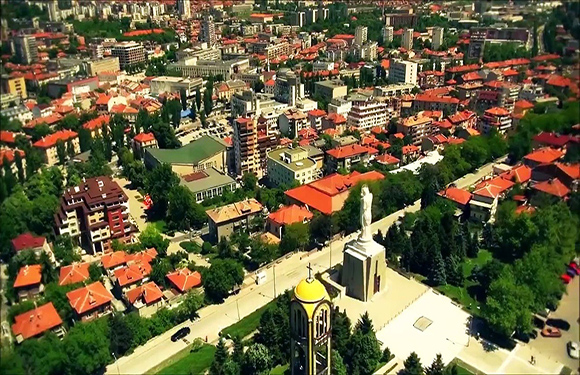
[360, 185, 373, 242]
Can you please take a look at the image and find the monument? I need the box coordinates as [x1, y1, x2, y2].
[341, 185, 388, 302]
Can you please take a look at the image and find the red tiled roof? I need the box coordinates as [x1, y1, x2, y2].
[166, 268, 202, 292]
[439, 186, 472, 205]
[126, 248, 158, 265]
[500, 164, 532, 184]
[268, 204, 313, 226]
[125, 281, 164, 305]
[101, 251, 127, 269]
[285, 171, 384, 215]
[0, 130, 16, 144]
[83, 115, 110, 130]
[375, 154, 400, 165]
[114, 263, 150, 287]
[532, 132, 573, 147]
[66, 281, 113, 315]
[11, 302, 62, 341]
[484, 107, 510, 116]
[531, 54, 560, 62]
[546, 75, 572, 88]
[14, 265, 42, 288]
[473, 177, 514, 199]
[414, 94, 459, 104]
[0, 148, 25, 166]
[308, 109, 326, 117]
[326, 144, 378, 159]
[264, 79, 275, 86]
[446, 64, 480, 73]
[325, 113, 347, 124]
[532, 178, 570, 198]
[555, 163, 580, 179]
[59, 262, 90, 286]
[524, 147, 564, 164]
[514, 100, 534, 110]
[402, 145, 420, 154]
[11, 232, 46, 251]
[515, 205, 536, 215]
[134, 132, 156, 143]
[461, 71, 482, 82]
[33, 130, 77, 149]
[25, 113, 63, 128]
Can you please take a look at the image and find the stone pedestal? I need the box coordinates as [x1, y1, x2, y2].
[341, 235, 388, 302]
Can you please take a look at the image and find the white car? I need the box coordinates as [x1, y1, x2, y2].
[568, 341, 579, 359]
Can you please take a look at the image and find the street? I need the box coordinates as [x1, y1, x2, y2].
[105, 160, 498, 374]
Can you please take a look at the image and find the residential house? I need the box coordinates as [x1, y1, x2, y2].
[132, 132, 158, 157]
[325, 144, 378, 173]
[124, 281, 166, 317]
[279, 109, 309, 139]
[307, 109, 327, 131]
[439, 186, 472, 212]
[59, 262, 91, 286]
[478, 107, 512, 135]
[166, 268, 202, 294]
[499, 164, 532, 185]
[33, 130, 80, 166]
[66, 281, 113, 322]
[470, 177, 514, 222]
[532, 132, 577, 150]
[374, 154, 400, 168]
[13, 264, 43, 301]
[267, 205, 313, 239]
[11, 302, 65, 343]
[11, 232, 53, 261]
[523, 147, 564, 168]
[401, 144, 421, 164]
[531, 162, 579, 191]
[531, 178, 571, 199]
[82, 115, 110, 138]
[267, 146, 321, 187]
[206, 199, 264, 243]
[101, 251, 128, 272]
[397, 115, 434, 146]
[321, 113, 347, 134]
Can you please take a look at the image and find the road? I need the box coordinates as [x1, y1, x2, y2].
[105, 160, 498, 374]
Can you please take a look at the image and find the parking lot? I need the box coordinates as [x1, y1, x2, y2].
[528, 275, 580, 371]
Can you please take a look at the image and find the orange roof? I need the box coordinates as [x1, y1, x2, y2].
[83, 115, 110, 130]
[484, 107, 510, 116]
[11, 302, 62, 341]
[101, 251, 127, 269]
[285, 171, 384, 215]
[532, 178, 570, 198]
[514, 100, 534, 110]
[96, 94, 111, 105]
[546, 75, 572, 88]
[325, 113, 347, 124]
[25, 113, 63, 128]
[402, 145, 420, 154]
[308, 109, 327, 117]
[473, 177, 514, 199]
[66, 281, 113, 315]
[126, 248, 158, 265]
[448, 110, 475, 124]
[166, 268, 202, 292]
[414, 94, 459, 104]
[524, 148, 564, 164]
[14, 265, 42, 288]
[515, 205, 536, 215]
[555, 163, 580, 179]
[268, 204, 313, 226]
[33, 129, 77, 149]
[264, 79, 275, 86]
[375, 154, 400, 165]
[0, 130, 17, 144]
[114, 263, 150, 287]
[125, 281, 164, 305]
[500, 164, 532, 183]
[461, 71, 482, 82]
[381, 59, 390, 69]
[0, 149, 25, 166]
[439, 186, 472, 205]
[59, 262, 90, 286]
[134, 132, 156, 143]
[326, 144, 377, 159]
[532, 54, 560, 62]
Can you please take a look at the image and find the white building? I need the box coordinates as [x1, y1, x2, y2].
[346, 98, 388, 131]
[432, 27, 444, 50]
[177, 0, 191, 19]
[402, 28, 414, 50]
[111, 42, 145, 69]
[200, 14, 217, 46]
[382, 26, 394, 43]
[355, 26, 368, 46]
[328, 98, 352, 116]
[149, 76, 203, 96]
[389, 59, 418, 85]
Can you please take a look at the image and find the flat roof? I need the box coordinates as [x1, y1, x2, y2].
[146, 135, 226, 166]
[315, 79, 346, 88]
[180, 167, 236, 194]
[268, 147, 316, 172]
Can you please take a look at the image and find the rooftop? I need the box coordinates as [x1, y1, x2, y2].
[268, 204, 313, 226]
[439, 186, 472, 206]
[180, 167, 236, 195]
[11, 232, 46, 251]
[268, 147, 316, 172]
[524, 147, 564, 164]
[11, 302, 62, 342]
[125, 281, 164, 305]
[14, 264, 42, 288]
[59, 262, 90, 286]
[532, 178, 570, 198]
[146, 135, 226, 166]
[206, 198, 263, 224]
[66, 281, 113, 315]
[166, 268, 202, 293]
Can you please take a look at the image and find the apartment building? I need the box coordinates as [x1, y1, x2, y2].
[149, 76, 203, 96]
[86, 57, 120, 76]
[325, 144, 378, 173]
[397, 114, 435, 146]
[314, 80, 348, 101]
[206, 199, 264, 243]
[1, 75, 27, 99]
[478, 107, 512, 135]
[402, 28, 414, 50]
[33, 130, 80, 166]
[169, 58, 250, 80]
[413, 94, 459, 114]
[233, 116, 259, 176]
[54, 176, 137, 254]
[267, 146, 321, 187]
[13, 35, 38, 65]
[382, 26, 394, 43]
[279, 109, 308, 138]
[111, 42, 145, 69]
[346, 98, 388, 131]
[389, 59, 418, 85]
[432, 27, 444, 50]
[200, 14, 217, 46]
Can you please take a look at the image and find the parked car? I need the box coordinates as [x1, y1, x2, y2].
[171, 327, 191, 342]
[561, 274, 572, 284]
[541, 326, 562, 338]
[568, 262, 580, 275]
[566, 268, 576, 278]
[547, 318, 571, 331]
[567, 341, 579, 359]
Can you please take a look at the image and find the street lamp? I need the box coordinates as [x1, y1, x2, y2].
[112, 352, 120, 375]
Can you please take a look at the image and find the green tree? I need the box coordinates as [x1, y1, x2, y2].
[167, 185, 207, 231]
[203, 259, 244, 303]
[210, 338, 230, 375]
[279, 222, 310, 254]
[145, 163, 180, 217]
[402, 352, 424, 375]
[149, 258, 173, 288]
[242, 343, 272, 375]
[78, 128, 92, 152]
[425, 354, 444, 375]
[347, 313, 381, 375]
[56, 140, 67, 164]
[88, 263, 102, 282]
[332, 308, 352, 357]
[241, 172, 258, 191]
[139, 225, 170, 256]
[428, 249, 446, 286]
[109, 314, 133, 356]
[332, 350, 347, 375]
[63, 318, 112, 375]
[195, 88, 202, 113]
[249, 237, 278, 266]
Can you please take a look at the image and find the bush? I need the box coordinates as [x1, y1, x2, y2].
[381, 347, 393, 363]
[201, 241, 214, 255]
[180, 241, 201, 253]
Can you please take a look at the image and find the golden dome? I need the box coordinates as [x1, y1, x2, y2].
[294, 277, 329, 304]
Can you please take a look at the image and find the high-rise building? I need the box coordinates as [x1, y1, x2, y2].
[200, 14, 217, 46]
[233, 116, 259, 176]
[432, 27, 444, 50]
[346, 97, 388, 131]
[389, 59, 417, 85]
[382, 26, 394, 43]
[111, 42, 145, 69]
[291, 11, 305, 27]
[355, 26, 368, 46]
[48, 0, 60, 22]
[290, 270, 332, 375]
[402, 28, 413, 50]
[177, 0, 191, 19]
[13, 35, 38, 65]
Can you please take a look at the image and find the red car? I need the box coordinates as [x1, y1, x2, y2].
[569, 262, 580, 275]
[541, 326, 562, 338]
[561, 274, 572, 284]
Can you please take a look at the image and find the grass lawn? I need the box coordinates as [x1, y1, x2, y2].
[270, 364, 289, 374]
[220, 299, 278, 339]
[149, 220, 167, 233]
[436, 250, 492, 315]
[447, 358, 482, 375]
[154, 344, 216, 375]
